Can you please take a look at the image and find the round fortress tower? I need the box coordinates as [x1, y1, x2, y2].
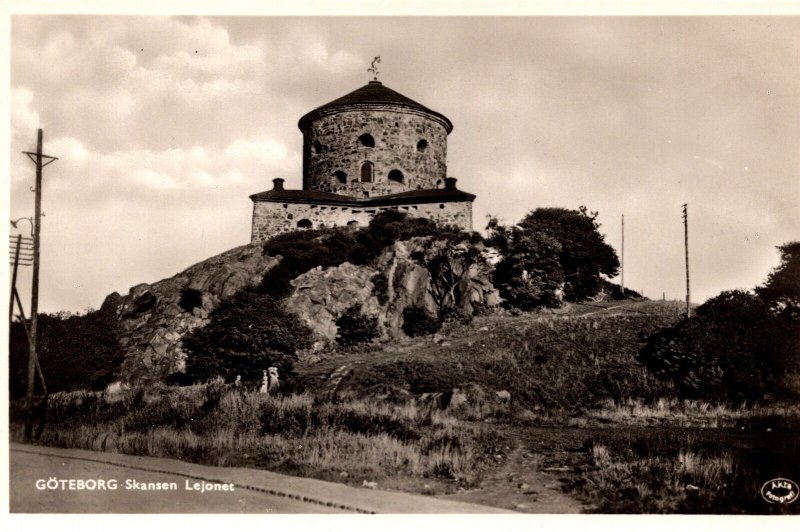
[298, 80, 453, 197]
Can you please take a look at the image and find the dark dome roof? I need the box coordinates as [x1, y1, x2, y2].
[298, 81, 453, 133]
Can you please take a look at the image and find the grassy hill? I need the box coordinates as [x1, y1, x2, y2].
[294, 299, 685, 412]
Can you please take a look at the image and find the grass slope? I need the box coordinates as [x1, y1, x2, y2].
[295, 300, 684, 412]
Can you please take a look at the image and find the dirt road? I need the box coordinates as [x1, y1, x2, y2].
[10, 444, 513, 514]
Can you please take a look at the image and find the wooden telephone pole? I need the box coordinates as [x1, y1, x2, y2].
[682, 204, 691, 318]
[620, 214, 625, 297]
[21, 128, 57, 441]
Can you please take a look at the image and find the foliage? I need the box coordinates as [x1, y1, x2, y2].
[411, 234, 487, 317]
[261, 210, 477, 298]
[178, 288, 203, 313]
[517, 206, 620, 301]
[486, 217, 565, 309]
[638, 290, 796, 402]
[598, 279, 643, 300]
[182, 288, 313, 384]
[401, 306, 442, 337]
[9, 306, 123, 397]
[756, 241, 800, 318]
[335, 304, 380, 347]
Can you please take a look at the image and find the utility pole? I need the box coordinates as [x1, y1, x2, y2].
[682, 203, 691, 318]
[620, 214, 625, 297]
[22, 128, 57, 441]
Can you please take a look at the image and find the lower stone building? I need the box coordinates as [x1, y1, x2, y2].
[250, 177, 474, 242]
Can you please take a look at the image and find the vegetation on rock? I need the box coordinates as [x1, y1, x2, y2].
[335, 304, 381, 347]
[182, 288, 313, 384]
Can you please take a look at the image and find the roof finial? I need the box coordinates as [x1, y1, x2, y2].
[368, 56, 381, 82]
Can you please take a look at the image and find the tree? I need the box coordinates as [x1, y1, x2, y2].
[182, 288, 313, 383]
[486, 206, 619, 308]
[517, 207, 619, 301]
[413, 233, 487, 318]
[486, 217, 564, 309]
[9, 306, 123, 397]
[756, 241, 800, 318]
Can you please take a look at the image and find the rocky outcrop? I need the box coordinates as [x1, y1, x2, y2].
[286, 238, 500, 342]
[104, 244, 278, 383]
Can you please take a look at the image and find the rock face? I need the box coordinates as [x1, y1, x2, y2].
[104, 244, 278, 383]
[286, 238, 501, 342]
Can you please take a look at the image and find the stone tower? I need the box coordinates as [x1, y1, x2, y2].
[299, 80, 452, 197]
[250, 80, 475, 243]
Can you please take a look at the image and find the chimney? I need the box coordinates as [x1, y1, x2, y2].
[273, 178, 285, 191]
[444, 177, 457, 191]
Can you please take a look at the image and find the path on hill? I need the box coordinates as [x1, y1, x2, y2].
[10, 444, 513, 514]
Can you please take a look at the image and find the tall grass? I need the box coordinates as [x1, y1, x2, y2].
[580, 443, 738, 513]
[576, 398, 800, 428]
[12, 382, 490, 488]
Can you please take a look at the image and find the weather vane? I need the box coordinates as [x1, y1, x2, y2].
[368, 56, 381, 81]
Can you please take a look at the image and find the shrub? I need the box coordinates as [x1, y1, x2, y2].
[178, 288, 204, 313]
[402, 306, 442, 337]
[182, 288, 313, 384]
[9, 306, 123, 397]
[335, 305, 380, 347]
[638, 290, 791, 402]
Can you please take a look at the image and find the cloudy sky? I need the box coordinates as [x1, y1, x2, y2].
[8, 14, 799, 313]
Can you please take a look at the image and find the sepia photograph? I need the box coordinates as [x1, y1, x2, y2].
[4, 1, 800, 522]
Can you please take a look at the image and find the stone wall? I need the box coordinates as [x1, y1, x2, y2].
[301, 108, 448, 196]
[251, 200, 473, 243]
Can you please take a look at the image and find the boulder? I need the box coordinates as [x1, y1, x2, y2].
[105, 243, 279, 383]
[285, 238, 499, 343]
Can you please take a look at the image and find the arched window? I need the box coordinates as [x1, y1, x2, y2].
[334, 171, 347, 184]
[388, 169, 405, 183]
[358, 133, 375, 148]
[360, 162, 374, 183]
[347, 220, 359, 227]
[417, 139, 428, 152]
[297, 219, 312, 229]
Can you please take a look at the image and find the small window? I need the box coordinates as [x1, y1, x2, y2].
[360, 162, 374, 183]
[334, 171, 347, 184]
[287, 213, 293, 220]
[439, 204, 445, 209]
[417, 139, 428, 152]
[388, 169, 405, 183]
[314, 141, 323, 154]
[297, 219, 312, 229]
[358, 133, 375, 148]
[347, 220, 359, 227]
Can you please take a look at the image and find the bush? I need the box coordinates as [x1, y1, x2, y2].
[182, 288, 313, 384]
[9, 306, 123, 397]
[178, 288, 203, 313]
[402, 306, 442, 337]
[638, 290, 794, 402]
[335, 305, 380, 347]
